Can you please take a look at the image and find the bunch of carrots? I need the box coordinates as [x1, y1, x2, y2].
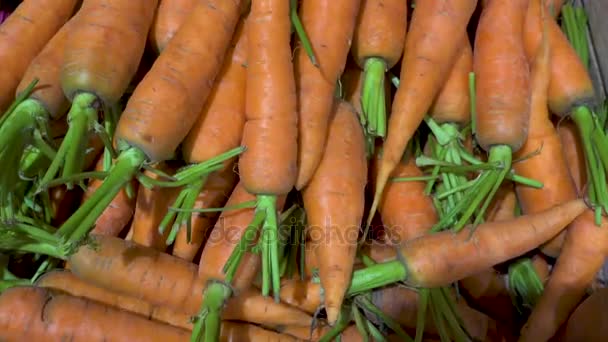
[0, 0, 607, 341]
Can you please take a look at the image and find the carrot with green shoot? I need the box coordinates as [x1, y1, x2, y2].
[351, 0, 408, 154]
[367, 0, 478, 233]
[38, 0, 159, 190]
[0, 0, 78, 113]
[293, 0, 361, 189]
[50, 0, 245, 244]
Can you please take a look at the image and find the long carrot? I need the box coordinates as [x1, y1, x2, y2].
[302, 100, 367, 324]
[367, 0, 477, 231]
[293, 0, 361, 189]
[164, 18, 247, 251]
[37, 0, 158, 190]
[0, 286, 191, 341]
[351, 0, 408, 149]
[556, 119, 586, 192]
[50, 0, 245, 245]
[0, 0, 78, 113]
[149, 0, 197, 53]
[235, 0, 298, 305]
[218, 321, 300, 341]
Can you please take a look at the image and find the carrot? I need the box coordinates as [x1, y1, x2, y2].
[558, 287, 608, 341]
[293, 0, 361, 189]
[172, 166, 238, 262]
[0, 286, 191, 341]
[524, 0, 608, 223]
[341, 64, 364, 114]
[0, 0, 78, 112]
[372, 151, 438, 245]
[233, 0, 298, 305]
[195, 180, 286, 339]
[36, 270, 195, 331]
[556, 119, 586, 193]
[351, 0, 408, 149]
[82, 154, 138, 237]
[302, 100, 367, 324]
[367, 0, 477, 232]
[511, 0, 574, 257]
[38, 0, 159, 190]
[165, 18, 247, 251]
[51, 0, 245, 245]
[149, 0, 197, 53]
[519, 211, 608, 341]
[218, 321, 300, 341]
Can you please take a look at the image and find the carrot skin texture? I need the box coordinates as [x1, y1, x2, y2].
[116, 0, 242, 162]
[556, 119, 586, 193]
[520, 211, 608, 341]
[370, 0, 477, 227]
[294, 0, 361, 189]
[398, 199, 587, 288]
[474, 0, 531, 151]
[219, 321, 299, 341]
[181, 18, 248, 167]
[351, 0, 408, 69]
[0, 0, 78, 112]
[523, 0, 594, 116]
[303, 101, 367, 323]
[61, 0, 158, 104]
[429, 38, 473, 125]
[0, 286, 191, 341]
[149, 0, 197, 53]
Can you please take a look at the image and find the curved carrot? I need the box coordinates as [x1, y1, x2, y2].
[559, 287, 608, 341]
[294, 0, 361, 189]
[236, 0, 297, 305]
[367, 0, 477, 231]
[0, 286, 191, 341]
[39, 0, 158, 189]
[53, 0, 244, 245]
[351, 0, 408, 147]
[0, 0, 77, 112]
[149, 0, 197, 53]
[302, 100, 367, 323]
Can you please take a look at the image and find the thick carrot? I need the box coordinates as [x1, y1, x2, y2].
[367, 0, 477, 231]
[0, 0, 78, 112]
[235, 0, 298, 304]
[82, 154, 138, 237]
[351, 0, 408, 145]
[36, 270, 194, 331]
[519, 211, 608, 341]
[293, 0, 361, 189]
[559, 287, 608, 342]
[514, 0, 575, 257]
[172, 166, 238, 261]
[302, 100, 367, 323]
[52, 0, 244, 245]
[39, 0, 159, 189]
[372, 151, 438, 245]
[149, 0, 197, 53]
[0, 286, 191, 341]
[165, 18, 247, 250]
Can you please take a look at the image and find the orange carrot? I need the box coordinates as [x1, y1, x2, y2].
[556, 119, 586, 193]
[294, 0, 361, 189]
[149, 0, 197, 52]
[0, 286, 191, 341]
[559, 287, 608, 342]
[302, 100, 367, 323]
[368, 0, 477, 231]
[0, 0, 78, 112]
[54, 0, 245, 249]
[219, 321, 300, 341]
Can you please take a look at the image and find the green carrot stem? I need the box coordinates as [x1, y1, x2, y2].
[290, 0, 317, 67]
[508, 258, 544, 314]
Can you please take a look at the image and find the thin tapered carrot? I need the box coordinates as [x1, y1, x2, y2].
[351, 0, 408, 148]
[35, 270, 195, 331]
[52, 0, 245, 245]
[0, 286, 191, 341]
[367, 0, 477, 231]
[556, 119, 586, 193]
[218, 321, 300, 342]
[165, 18, 247, 248]
[0, 0, 78, 112]
[236, 0, 298, 304]
[294, 0, 361, 190]
[39, 0, 159, 189]
[520, 211, 608, 341]
[302, 100, 367, 324]
[149, 0, 197, 53]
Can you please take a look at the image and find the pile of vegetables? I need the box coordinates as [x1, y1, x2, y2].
[0, 0, 606, 341]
